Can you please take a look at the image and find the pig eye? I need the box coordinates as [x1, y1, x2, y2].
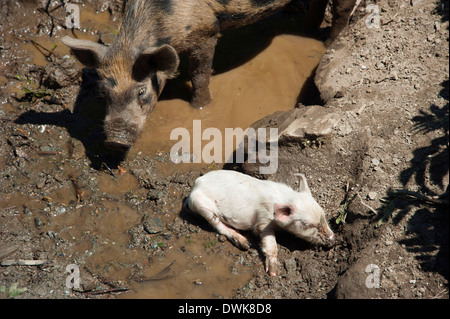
[138, 87, 146, 97]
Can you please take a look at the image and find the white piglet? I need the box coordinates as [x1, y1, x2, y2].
[186, 170, 335, 276]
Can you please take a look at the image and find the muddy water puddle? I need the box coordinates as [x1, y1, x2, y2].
[2, 5, 325, 298]
[129, 35, 325, 165]
[121, 234, 253, 299]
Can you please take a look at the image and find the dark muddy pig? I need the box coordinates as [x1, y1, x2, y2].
[62, 0, 356, 151]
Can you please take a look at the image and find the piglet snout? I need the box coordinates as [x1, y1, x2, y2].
[325, 233, 336, 247]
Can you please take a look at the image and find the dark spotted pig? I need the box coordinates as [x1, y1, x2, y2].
[62, 0, 356, 151]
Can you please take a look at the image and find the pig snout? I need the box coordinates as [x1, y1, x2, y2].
[105, 137, 131, 152]
[103, 118, 140, 152]
[306, 227, 335, 248]
[325, 231, 335, 247]
[318, 221, 335, 248]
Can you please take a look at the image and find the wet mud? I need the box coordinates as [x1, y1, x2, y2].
[1, 0, 448, 300]
[0, 1, 325, 299]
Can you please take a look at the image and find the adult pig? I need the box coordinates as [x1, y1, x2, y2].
[62, 0, 356, 151]
[185, 170, 335, 276]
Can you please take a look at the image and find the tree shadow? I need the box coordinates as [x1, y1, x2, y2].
[433, 0, 449, 25]
[374, 80, 449, 281]
[400, 81, 449, 195]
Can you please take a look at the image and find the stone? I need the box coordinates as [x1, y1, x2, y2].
[41, 56, 80, 89]
[249, 105, 341, 145]
[368, 191, 378, 200]
[142, 214, 164, 234]
[284, 257, 297, 274]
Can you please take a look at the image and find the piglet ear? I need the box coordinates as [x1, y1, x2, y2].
[133, 44, 180, 82]
[294, 173, 312, 196]
[274, 203, 296, 224]
[61, 36, 107, 69]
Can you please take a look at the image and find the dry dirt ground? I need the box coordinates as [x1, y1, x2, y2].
[0, 0, 448, 300]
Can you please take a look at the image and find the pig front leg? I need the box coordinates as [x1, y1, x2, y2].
[258, 223, 279, 276]
[187, 35, 218, 108]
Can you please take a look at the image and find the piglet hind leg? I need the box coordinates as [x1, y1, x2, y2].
[216, 221, 251, 251]
[192, 201, 250, 250]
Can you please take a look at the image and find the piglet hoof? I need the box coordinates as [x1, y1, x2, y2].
[230, 234, 250, 251]
[238, 240, 251, 251]
[265, 257, 278, 276]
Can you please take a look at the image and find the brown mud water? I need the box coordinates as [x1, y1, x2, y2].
[1, 0, 448, 300]
[0, 2, 326, 298]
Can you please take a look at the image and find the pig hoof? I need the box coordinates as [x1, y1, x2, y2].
[265, 266, 278, 277]
[238, 240, 251, 251]
[265, 258, 278, 276]
[230, 235, 250, 251]
[190, 93, 212, 109]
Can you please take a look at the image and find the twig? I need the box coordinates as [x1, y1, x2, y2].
[27, 39, 54, 62]
[357, 193, 378, 215]
[1, 259, 47, 266]
[432, 288, 448, 299]
[136, 260, 176, 282]
[102, 162, 117, 178]
[28, 145, 59, 157]
[69, 173, 84, 202]
[84, 287, 129, 296]
[0, 245, 19, 261]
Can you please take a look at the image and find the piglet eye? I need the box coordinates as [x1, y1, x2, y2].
[138, 87, 146, 97]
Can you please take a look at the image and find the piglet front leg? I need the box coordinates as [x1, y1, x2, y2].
[259, 224, 279, 276]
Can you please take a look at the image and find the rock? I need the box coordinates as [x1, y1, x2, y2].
[427, 34, 436, 42]
[314, 40, 353, 102]
[142, 214, 164, 234]
[248, 105, 341, 146]
[333, 243, 384, 299]
[434, 21, 441, 32]
[70, 139, 85, 160]
[240, 106, 342, 178]
[76, 268, 98, 293]
[239, 105, 347, 178]
[368, 191, 378, 200]
[298, 259, 322, 285]
[284, 257, 297, 274]
[41, 56, 80, 89]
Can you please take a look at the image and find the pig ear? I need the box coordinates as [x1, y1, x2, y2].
[133, 44, 180, 81]
[274, 204, 296, 225]
[61, 36, 107, 69]
[294, 173, 312, 195]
